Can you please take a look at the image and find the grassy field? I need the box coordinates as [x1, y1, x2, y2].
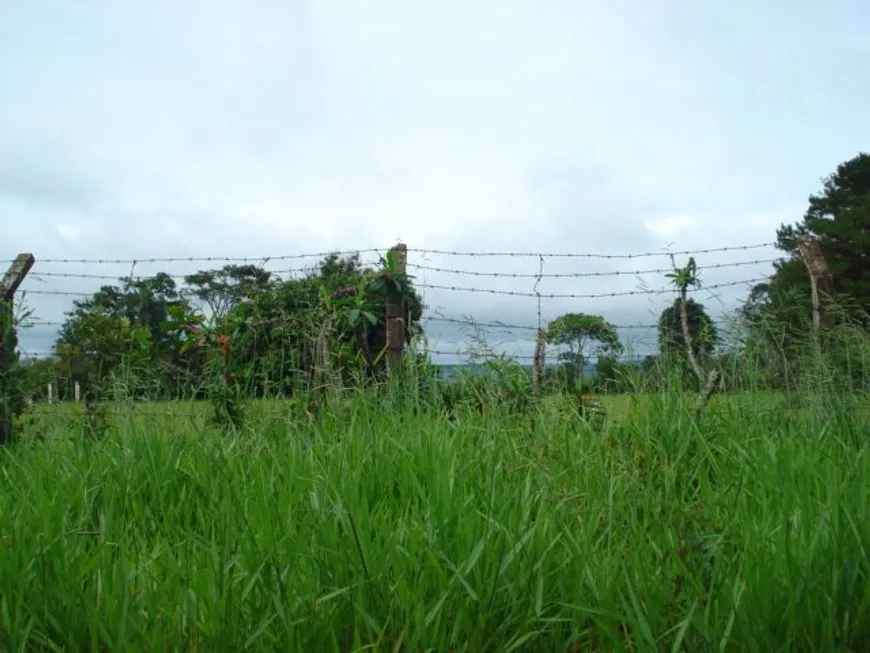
[2, 388, 870, 651]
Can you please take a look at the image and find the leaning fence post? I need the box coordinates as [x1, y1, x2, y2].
[385, 243, 408, 375]
[797, 236, 835, 330]
[1, 253, 36, 446]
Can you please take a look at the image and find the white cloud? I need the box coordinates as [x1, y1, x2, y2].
[644, 215, 698, 239]
[55, 224, 82, 242]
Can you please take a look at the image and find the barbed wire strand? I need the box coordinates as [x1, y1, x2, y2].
[0, 248, 385, 266]
[415, 277, 766, 299]
[407, 242, 776, 258]
[17, 277, 766, 300]
[26, 266, 324, 282]
[406, 257, 778, 278]
[3, 241, 777, 266]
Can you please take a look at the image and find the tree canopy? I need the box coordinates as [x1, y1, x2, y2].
[545, 312, 622, 384]
[745, 152, 870, 338]
[45, 253, 424, 401]
[657, 297, 718, 362]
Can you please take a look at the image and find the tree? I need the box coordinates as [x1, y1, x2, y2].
[47, 251, 427, 400]
[56, 309, 154, 400]
[657, 297, 719, 362]
[747, 152, 870, 333]
[204, 251, 425, 395]
[54, 274, 185, 398]
[183, 264, 274, 319]
[545, 313, 622, 386]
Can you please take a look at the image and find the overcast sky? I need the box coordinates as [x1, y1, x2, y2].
[3, 0, 869, 362]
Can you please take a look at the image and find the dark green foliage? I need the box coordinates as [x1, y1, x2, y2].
[47, 252, 425, 403]
[658, 298, 719, 362]
[436, 358, 534, 418]
[740, 153, 870, 387]
[545, 313, 622, 386]
[54, 274, 183, 399]
[776, 152, 870, 323]
[0, 301, 25, 445]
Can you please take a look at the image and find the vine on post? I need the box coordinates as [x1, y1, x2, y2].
[318, 244, 415, 380]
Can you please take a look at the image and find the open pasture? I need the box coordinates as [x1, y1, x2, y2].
[2, 389, 870, 651]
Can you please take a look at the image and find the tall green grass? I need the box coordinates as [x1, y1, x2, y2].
[2, 378, 870, 650]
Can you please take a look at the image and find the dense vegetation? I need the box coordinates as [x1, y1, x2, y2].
[0, 153, 868, 649]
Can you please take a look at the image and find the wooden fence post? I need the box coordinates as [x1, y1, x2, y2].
[532, 328, 546, 396]
[797, 236, 835, 330]
[1, 253, 36, 446]
[385, 243, 408, 374]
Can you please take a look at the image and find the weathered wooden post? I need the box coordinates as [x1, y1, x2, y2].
[385, 243, 408, 375]
[797, 236, 835, 331]
[1, 253, 36, 445]
[532, 328, 546, 396]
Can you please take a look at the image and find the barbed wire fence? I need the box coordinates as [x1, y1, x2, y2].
[0, 240, 789, 424]
[12, 241, 778, 370]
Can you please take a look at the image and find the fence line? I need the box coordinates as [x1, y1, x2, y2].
[11, 239, 781, 373]
[25, 257, 778, 284]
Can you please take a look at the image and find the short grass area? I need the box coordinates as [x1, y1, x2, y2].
[3, 389, 870, 651]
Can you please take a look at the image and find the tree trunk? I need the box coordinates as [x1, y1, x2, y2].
[679, 289, 704, 384]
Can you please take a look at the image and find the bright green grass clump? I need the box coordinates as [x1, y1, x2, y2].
[1, 390, 869, 652]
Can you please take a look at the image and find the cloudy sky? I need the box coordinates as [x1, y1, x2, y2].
[3, 0, 869, 362]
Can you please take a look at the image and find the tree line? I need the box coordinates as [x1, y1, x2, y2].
[14, 152, 870, 400]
